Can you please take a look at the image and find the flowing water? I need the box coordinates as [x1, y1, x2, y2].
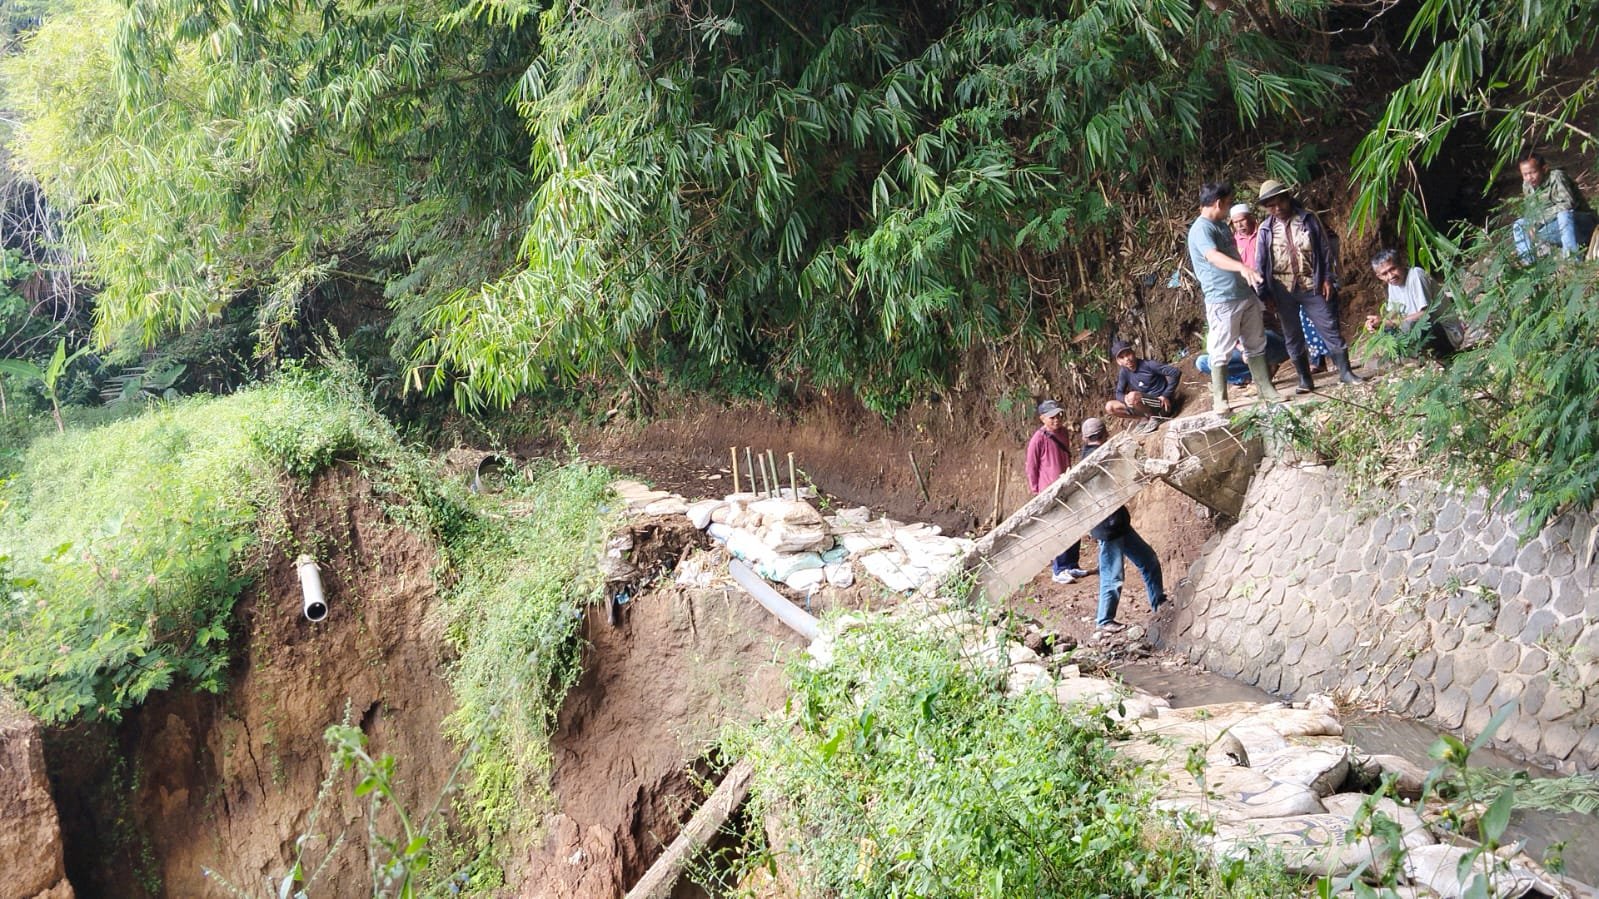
[1115, 662, 1599, 886]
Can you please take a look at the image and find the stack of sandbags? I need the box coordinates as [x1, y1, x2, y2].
[613, 479, 975, 595]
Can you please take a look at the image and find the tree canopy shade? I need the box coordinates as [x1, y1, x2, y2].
[4, 0, 1345, 413]
[1350, 0, 1599, 257]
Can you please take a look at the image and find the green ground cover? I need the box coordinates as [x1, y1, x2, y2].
[0, 366, 409, 722]
[728, 621, 1302, 897]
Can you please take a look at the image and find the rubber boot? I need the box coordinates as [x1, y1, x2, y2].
[1245, 355, 1284, 403]
[1291, 353, 1316, 394]
[1210, 365, 1229, 415]
[1332, 349, 1364, 384]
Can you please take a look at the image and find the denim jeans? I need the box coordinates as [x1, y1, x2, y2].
[1514, 210, 1597, 260]
[1096, 529, 1166, 626]
[1052, 541, 1082, 574]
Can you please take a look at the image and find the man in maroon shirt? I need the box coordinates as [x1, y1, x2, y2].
[1024, 399, 1089, 583]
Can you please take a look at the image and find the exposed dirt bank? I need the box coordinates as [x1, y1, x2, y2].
[0, 696, 72, 899]
[46, 465, 456, 898]
[511, 556, 806, 898]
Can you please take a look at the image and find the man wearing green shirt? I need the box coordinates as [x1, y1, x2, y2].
[1513, 151, 1595, 261]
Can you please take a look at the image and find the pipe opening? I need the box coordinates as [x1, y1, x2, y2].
[296, 555, 328, 623]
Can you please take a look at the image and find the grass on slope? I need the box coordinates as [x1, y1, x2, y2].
[0, 364, 412, 723]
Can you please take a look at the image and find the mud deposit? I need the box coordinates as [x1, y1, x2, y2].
[511, 580, 803, 897]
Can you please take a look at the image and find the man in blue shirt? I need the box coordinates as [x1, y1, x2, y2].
[1187, 181, 1283, 414]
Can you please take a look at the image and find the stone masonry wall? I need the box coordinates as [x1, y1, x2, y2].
[1157, 459, 1599, 774]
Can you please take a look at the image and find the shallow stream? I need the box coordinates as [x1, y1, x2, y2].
[1115, 662, 1599, 886]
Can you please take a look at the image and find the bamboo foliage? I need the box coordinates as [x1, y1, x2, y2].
[1350, 0, 1599, 261]
[4, 0, 1346, 412]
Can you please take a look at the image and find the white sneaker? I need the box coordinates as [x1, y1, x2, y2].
[1051, 570, 1077, 584]
[1066, 568, 1089, 579]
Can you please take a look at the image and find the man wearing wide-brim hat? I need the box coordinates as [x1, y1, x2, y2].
[1253, 180, 1363, 388]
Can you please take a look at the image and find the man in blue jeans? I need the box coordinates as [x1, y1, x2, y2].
[1081, 418, 1166, 633]
[1513, 151, 1595, 262]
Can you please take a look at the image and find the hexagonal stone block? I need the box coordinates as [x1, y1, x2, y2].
[1520, 608, 1559, 644]
[1488, 537, 1519, 567]
[1494, 601, 1529, 639]
[1516, 540, 1547, 575]
[1541, 722, 1583, 760]
[1433, 687, 1468, 728]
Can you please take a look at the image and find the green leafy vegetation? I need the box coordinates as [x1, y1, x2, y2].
[2, 0, 1345, 415]
[1269, 234, 1599, 534]
[0, 364, 412, 722]
[726, 620, 1300, 897]
[1350, 0, 1599, 258]
[437, 461, 618, 873]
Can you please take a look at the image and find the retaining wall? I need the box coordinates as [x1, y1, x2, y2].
[1158, 459, 1599, 774]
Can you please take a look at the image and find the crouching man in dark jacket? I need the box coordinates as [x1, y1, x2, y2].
[1104, 338, 1181, 420]
[1081, 418, 1167, 633]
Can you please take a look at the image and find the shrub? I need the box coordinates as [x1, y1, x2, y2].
[438, 460, 619, 863]
[728, 621, 1298, 897]
[0, 365, 414, 722]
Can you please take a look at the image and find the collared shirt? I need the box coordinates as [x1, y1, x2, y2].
[1188, 216, 1253, 305]
[1234, 229, 1259, 269]
[1269, 215, 1315, 292]
[1523, 168, 1590, 227]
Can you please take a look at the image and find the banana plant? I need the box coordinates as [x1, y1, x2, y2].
[0, 338, 94, 432]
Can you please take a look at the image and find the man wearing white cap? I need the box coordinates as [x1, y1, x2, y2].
[1187, 181, 1283, 415]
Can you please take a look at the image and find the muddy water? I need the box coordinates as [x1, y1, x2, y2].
[1115, 663, 1599, 885]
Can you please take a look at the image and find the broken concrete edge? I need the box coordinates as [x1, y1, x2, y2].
[932, 430, 1155, 601]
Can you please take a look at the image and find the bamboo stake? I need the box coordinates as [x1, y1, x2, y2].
[766, 450, 779, 499]
[744, 447, 756, 495]
[757, 450, 771, 497]
[990, 449, 1005, 528]
[730, 446, 740, 494]
[909, 451, 930, 504]
[787, 452, 797, 500]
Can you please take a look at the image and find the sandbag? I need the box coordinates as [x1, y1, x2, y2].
[749, 498, 825, 526]
[840, 532, 895, 554]
[1251, 745, 1351, 796]
[859, 551, 924, 592]
[686, 499, 724, 529]
[644, 496, 690, 515]
[824, 563, 854, 588]
[785, 567, 827, 592]
[758, 552, 824, 582]
[759, 519, 833, 553]
[835, 506, 873, 524]
[725, 529, 778, 566]
[1321, 793, 1434, 849]
[1160, 765, 1327, 819]
[1236, 708, 1344, 739]
[1402, 845, 1542, 899]
[1204, 813, 1382, 878]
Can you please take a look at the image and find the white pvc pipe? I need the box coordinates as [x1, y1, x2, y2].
[297, 555, 328, 622]
[728, 559, 819, 641]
